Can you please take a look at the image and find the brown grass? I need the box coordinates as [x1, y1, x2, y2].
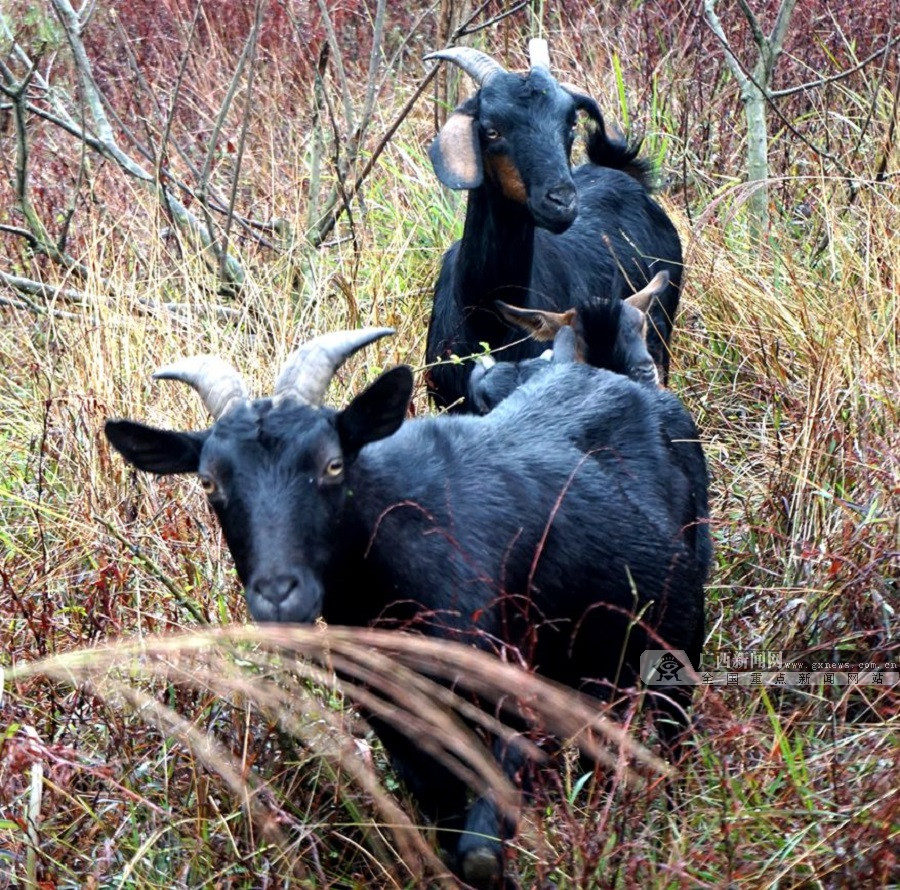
[1, 0, 898, 887]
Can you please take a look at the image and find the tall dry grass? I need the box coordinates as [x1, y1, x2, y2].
[1, 1, 898, 887]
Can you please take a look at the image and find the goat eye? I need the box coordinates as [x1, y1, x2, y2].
[198, 476, 217, 496]
[324, 458, 344, 478]
[485, 127, 501, 141]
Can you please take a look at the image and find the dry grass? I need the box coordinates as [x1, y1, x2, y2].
[1, 1, 898, 887]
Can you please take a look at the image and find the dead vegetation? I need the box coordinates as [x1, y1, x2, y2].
[0, 1, 897, 887]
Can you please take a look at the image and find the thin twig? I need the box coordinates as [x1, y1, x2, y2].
[93, 514, 210, 626]
[315, 0, 356, 131]
[458, 0, 529, 37]
[219, 0, 266, 284]
[310, 0, 526, 246]
[769, 35, 900, 99]
[46, 0, 245, 284]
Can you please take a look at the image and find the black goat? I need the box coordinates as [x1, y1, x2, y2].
[105, 328, 709, 887]
[468, 269, 668, 414]
[424, 44, 683, 411]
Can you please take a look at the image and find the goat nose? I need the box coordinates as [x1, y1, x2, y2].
[634, 362, 660, 387]
[545, 184, 576, 211]
[252, 575, 300, 606]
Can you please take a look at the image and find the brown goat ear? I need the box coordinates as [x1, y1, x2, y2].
[624, 270, 670, 315]
[496, 301, 576, 341]
[429, 111, 483, 190]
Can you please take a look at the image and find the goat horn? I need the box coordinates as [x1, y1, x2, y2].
[153, 356, 249, 420]
[528, 38, 550, 70]
[275, 327, 395, 406]
[425, 47, 505, 86]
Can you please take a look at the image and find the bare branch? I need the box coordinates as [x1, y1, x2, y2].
[358, 0, 388, 148]
[0, 291, 86, 321]
[315, 0, 356, 132]
[770, 35, 900, 99]
[703, 1, 856, 182]
[0, 270, 94, 305]
[219, 0, 266, 284]
[769, 0, 798, 63]
[875, 65, 900, 182]
[198, 2, 259, 214]
[307, 68, 438, 247]
[310, 55, 360, 254]
[734, 0, 767, 55]
[0, 269, 244, 327]
[458, 0, 528, 37]
[703, 0, 751, 92]
[376, 1, 441, 97]
[46, 0, 245, 285]
[0, 223, 39, 247]
[309, 0, 527, 246]
[0, 54, 92, 274]
[763, 0, 798, 83]
[57, 91, 89, 256]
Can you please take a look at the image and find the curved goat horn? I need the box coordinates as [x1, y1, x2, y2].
[425, 46, 505, 86]
[153, 356, 249, 420]
[275, 327, 395, 406]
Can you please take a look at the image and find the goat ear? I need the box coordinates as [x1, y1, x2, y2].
[104, 419, 208, 475]
[563, 87, 604, 127]
[564, 88, 632, 147]
[496, 300, 576, 342]
[624, 270, 670, 315]
[429, 109, 483, 190]
[337, 366, 413, 458]
[550, 326, 578, 364]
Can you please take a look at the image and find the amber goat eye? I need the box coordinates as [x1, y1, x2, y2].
[324, 458, 344, 478]
[199, 476, 217, 496]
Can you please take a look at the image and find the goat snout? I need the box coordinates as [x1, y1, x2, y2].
[254, 574, 301, 605]
[545, 183, 577, 212]
[246, 570, 323, 623]
[530, 183, 578, 232]
[633, 361, 661, 388]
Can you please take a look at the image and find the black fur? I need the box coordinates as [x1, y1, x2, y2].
[426, 67, 682, 411]
[468, 297, 658, 413]
[105, 362, 709, 886]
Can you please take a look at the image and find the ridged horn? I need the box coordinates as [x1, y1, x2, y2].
[275, 327, 395, 406]
[425, 46, 506, 87]
[153, 356, 249, 420]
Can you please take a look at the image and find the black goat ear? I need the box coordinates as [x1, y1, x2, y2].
[429, 110, 483, 190]
[104, 419, 208, 475]
[337, 366, 413, 458]
[563, 87, 605, 128]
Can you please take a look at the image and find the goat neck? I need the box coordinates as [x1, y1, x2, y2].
[457, 183, 536, 315]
